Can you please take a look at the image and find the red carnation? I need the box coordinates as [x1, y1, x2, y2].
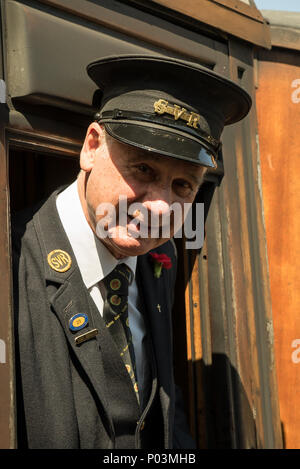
[149, 252, 172, 278]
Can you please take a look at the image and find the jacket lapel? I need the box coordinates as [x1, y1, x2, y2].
[33, 190, 114, 434]
[33, 189, 176, 447]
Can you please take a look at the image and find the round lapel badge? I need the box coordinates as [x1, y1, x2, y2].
[69, 313, 89, 332]
[47, 249, 72, 273]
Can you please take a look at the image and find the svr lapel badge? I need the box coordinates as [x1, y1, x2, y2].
[47, 249, 72, 272]
[69, 313, 89, 332]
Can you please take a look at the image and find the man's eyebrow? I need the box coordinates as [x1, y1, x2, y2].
[128, 150, 205, 185]
[185, 166, 207, 186]
[127, 150, 162, 162]
[186, 172, 203, 186]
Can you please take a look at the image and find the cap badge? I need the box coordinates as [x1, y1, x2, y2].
[69, 313, 89, 332]
[154, 99, 219, 149]
[47, 249, 72, 273]
[154, 99, 200, 129]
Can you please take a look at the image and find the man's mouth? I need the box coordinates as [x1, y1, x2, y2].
[127, 214, 151, 234]
[126, 212, 171, 238]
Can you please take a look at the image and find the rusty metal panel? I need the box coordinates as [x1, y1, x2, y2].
[174, 39, 282, 449]
[226, 40, 282, 449]
[256, 47, 300, 449]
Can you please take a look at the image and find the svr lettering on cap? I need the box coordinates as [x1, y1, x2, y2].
[154, 99, 201, 129]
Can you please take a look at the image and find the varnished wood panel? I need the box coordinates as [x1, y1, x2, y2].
[256, 48, 300, 449]
[179, 40, 283, 449]
[0, 109, 15, 449]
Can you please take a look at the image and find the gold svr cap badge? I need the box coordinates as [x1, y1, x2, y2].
[47, 249, 72, 273]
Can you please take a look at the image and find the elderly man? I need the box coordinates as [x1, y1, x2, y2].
[12, 55, 251, 449]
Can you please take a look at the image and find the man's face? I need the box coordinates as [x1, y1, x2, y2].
[79, 123, 206, 258]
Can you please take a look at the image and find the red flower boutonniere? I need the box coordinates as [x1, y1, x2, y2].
[149, 252, 172, 278]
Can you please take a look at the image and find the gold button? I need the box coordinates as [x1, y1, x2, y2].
[140, 421, 145, 431]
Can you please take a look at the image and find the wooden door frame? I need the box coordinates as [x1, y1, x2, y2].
[0, 126, 81, 448]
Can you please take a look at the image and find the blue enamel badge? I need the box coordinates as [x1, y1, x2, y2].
[69, 313, 89, 332]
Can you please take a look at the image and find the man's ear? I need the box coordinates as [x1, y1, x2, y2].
[80, 122, 104, 172]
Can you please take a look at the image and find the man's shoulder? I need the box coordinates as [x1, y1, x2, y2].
[11, 190, 60, 253]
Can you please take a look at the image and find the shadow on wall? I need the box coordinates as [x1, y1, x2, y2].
[194, 354, 259, 448]
[179, 353, 285, 448]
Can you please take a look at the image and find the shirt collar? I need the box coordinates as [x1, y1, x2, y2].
[56, 181, 137, 289]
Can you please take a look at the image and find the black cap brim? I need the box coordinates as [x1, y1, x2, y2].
[104, 122, 217, 168]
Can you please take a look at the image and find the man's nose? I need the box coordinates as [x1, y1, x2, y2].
[143, 199, 171, 217]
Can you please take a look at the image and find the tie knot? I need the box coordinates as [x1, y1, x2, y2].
[103, 264, 132, 317]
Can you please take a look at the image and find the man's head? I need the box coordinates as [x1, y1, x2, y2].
[78, 123, 207, 258]
[78, 54, 251, 258]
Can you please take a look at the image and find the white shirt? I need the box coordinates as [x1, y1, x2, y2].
[56, 181, 148, 398]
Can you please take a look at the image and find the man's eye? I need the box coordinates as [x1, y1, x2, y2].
[133, 164, 155, 180]
[174, 180, 195, 197]
[176, 180, 192, 190]
[137, 164, 150, 173]
[178, 180, 190, 188]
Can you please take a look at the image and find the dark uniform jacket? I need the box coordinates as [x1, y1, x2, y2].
[12, 189, 194, 449]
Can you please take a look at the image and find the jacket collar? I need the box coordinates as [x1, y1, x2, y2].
[56, 181, 137, 289]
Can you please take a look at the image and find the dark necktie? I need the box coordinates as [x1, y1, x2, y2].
[102, 263, 139, 404]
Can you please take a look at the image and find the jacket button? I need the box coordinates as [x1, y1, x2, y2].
[140, 420, 145, 431]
